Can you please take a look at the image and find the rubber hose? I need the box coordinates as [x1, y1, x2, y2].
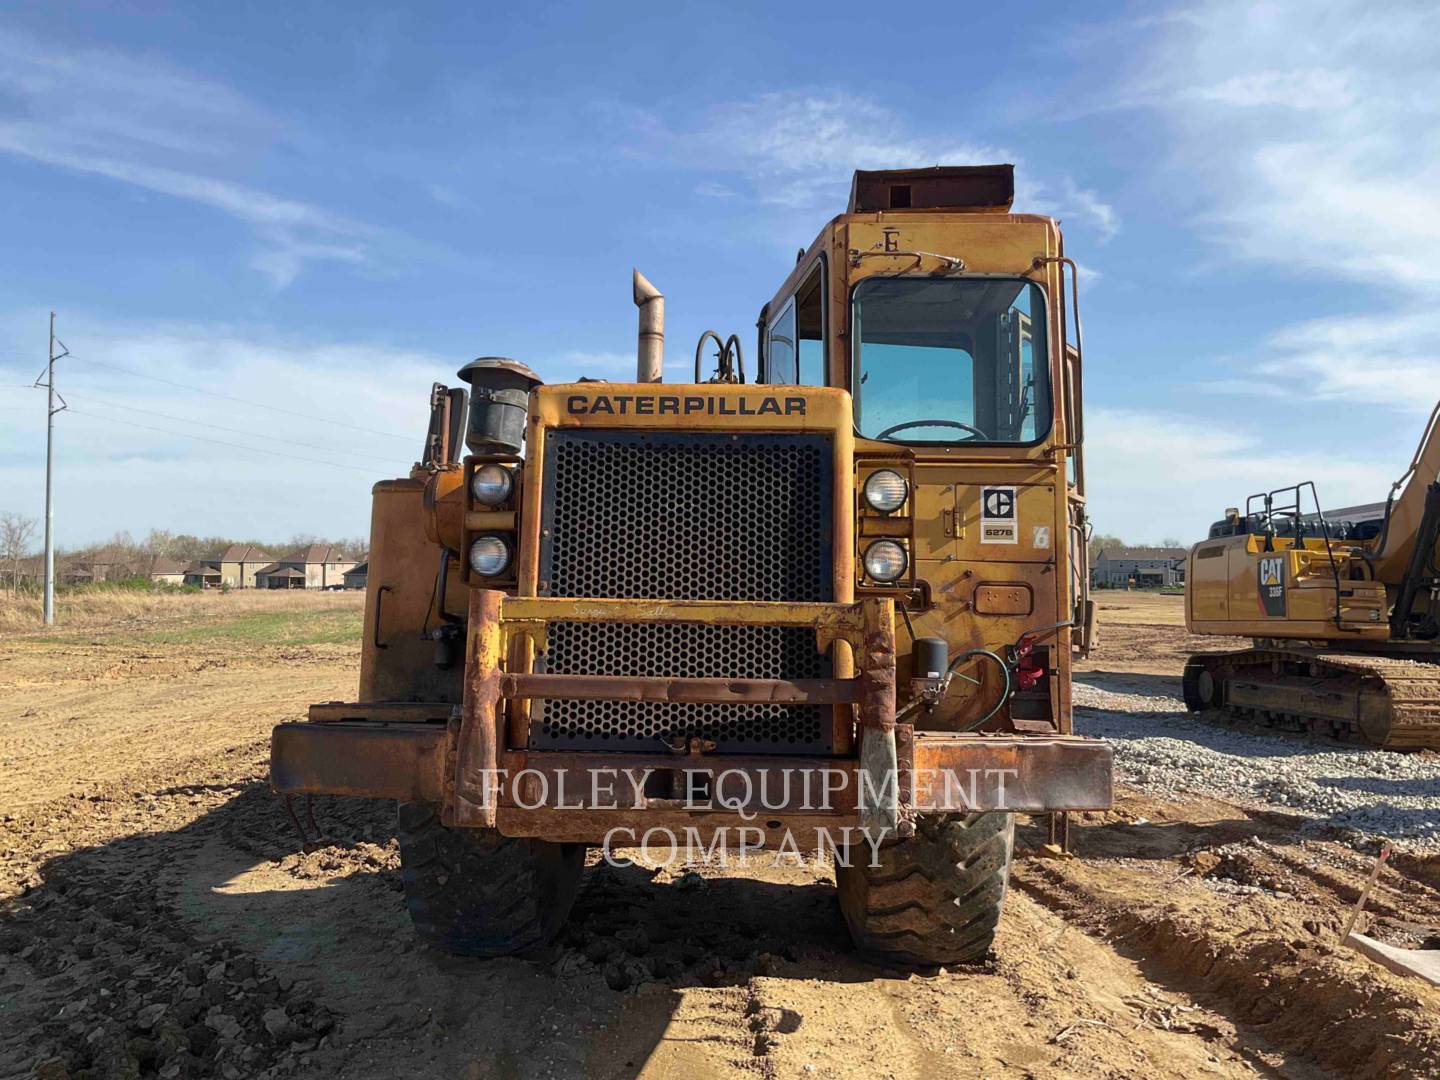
[944, 648, 1012, 732]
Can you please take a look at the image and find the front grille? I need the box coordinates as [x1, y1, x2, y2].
[533, 430, 834, 753]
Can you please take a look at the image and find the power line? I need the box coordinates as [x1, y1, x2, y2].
[69, 353, 418, 443]
[65, 408, 380, 475]
[46, 388, 406, 467]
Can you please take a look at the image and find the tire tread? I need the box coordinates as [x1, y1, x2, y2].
[835, 812, 1014, 966]
[396, 801, 585, 957]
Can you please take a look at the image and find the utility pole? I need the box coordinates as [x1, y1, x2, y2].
[40, 312, 67, 625]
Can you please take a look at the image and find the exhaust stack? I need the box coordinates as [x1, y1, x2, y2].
[633, 269, 664, 383]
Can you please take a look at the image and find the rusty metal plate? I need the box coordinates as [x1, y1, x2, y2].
[269, 723, 448, 803]
[909, 734, 1111, 811]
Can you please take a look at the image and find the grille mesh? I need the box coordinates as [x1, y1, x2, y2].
[533, 430, 834, 753]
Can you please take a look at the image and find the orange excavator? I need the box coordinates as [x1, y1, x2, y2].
[1182, 401, 1440, 750]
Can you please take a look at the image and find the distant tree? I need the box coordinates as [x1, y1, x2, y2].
[68, 530, 368, 566]
[1159, 536, 1184, 548]
[1087, 532, 1127, 561]
[0, 512, 38, 593]
[144, 528, 177, 557]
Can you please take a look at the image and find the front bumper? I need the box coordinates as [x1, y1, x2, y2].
[270, 591, 1113, 842]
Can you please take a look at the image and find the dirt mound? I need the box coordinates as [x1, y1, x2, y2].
[1014, 797, 1440, 1080]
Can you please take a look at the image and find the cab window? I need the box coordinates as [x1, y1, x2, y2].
[765, 262, 825, 384]
[767, 299, 797, 383]
[851, 276, 1050, 444]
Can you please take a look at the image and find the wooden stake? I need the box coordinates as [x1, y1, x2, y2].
[1341, 843, 1391, 941]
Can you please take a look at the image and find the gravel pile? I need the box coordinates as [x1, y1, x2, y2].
[1073, 679, 1440, 852]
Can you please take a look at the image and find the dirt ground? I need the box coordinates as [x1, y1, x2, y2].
[4, 590, 1440, 1079]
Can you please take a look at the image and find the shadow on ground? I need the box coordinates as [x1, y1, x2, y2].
[2, 779, 905, 1079]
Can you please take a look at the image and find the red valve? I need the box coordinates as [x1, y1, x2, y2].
[1013, 637, 1045, 691]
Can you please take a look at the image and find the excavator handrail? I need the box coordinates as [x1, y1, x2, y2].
[1247, 481, 1355, 633]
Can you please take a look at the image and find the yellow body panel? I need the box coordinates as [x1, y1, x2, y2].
[846, 217, 1057, 277]
[1186, 533, 1388, 640]
[377, 199, 1084, 738]
[359, 475, 469, 704]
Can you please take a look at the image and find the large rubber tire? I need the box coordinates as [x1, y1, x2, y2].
[396, 802, 586, 957]
[835, 811, 1014, 966]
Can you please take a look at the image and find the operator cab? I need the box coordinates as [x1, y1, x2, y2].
[755, 164, 1054, 450]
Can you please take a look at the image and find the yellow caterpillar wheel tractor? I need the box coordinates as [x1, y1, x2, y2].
[270, 165, 1112, 965]
[1184, 402, 1440, 750]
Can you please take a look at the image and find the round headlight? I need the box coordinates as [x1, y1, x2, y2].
[471, 464, 514, 506]
[863, 539, 908, 583]
[863, 469, 908, 513]
[468, 535, 512, 577]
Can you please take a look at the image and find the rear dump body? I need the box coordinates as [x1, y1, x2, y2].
[1184, 530, 1440, 749]
[270, 165, 1112, 961]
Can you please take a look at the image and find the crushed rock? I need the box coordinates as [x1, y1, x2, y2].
[1074, 681, 1440, 852]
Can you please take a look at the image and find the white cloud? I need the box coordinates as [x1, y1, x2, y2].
[676, 92, 997, 209]
[623, 90, 1118, 240]
[1089, 0, 1440, 487]
[0, 29, 384, 286]
[1184, 68, 1356, 110]
[1124, 0, 1440, 291]
[1058, 179, 1119, 243]
[0, 319, 696, 543]
[0, 311, 444, 544]
[694, 181, 738, 200]
[1199, 307, 1440, 413]
[1085, 406, 1394, 542]
[425, 183, 464, 208]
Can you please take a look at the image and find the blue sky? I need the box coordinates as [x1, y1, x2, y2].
[2, 1, 1438, 549]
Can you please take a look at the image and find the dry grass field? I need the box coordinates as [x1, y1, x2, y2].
[0, 585, 363, 638]
[3, 589, 1439, 1079]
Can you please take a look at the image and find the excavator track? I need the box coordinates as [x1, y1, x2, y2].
[1182, 647, 1440, 751]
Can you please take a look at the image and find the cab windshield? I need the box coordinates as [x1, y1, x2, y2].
[851, 277, 1050, 444]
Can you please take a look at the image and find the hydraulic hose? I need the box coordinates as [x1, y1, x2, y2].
[945, 648, 1012, 732]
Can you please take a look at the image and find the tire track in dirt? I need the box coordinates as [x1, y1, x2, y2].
[5, 738, 1282, 1080]
[0, 639, 353, 812]
[742, 889, 1264, 1079]
[1011, 816, 1440, 1078]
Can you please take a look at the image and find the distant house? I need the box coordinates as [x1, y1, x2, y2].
[60, 563, 99, 586]
[343, 561, 368, 590]
[86, 559, 135, 583]
[255, 544, 356, 590]
[1091, 546, 1187, 589]
[212, 545, 272, 588]
[146, 556, 188, 586]
[182, 560, 222, 588]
